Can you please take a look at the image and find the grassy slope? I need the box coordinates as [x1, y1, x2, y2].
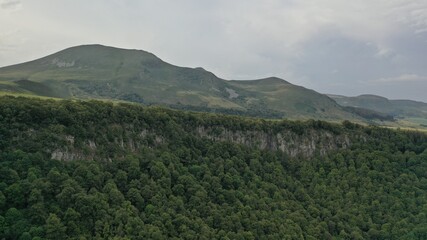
[229, 78, 359, 121]
[330, 94, 427, 130]
[0, 45, 240, 108]
[0, 45, 371, 122]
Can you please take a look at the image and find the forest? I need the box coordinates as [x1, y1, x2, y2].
[0, 96, 427, 239]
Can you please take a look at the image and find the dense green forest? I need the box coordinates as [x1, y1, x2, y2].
[0, 96, 427, 239]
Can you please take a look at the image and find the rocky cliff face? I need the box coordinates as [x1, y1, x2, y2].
[50, 124, 358, 161]
[196, 126, 352, 157]
[0, 97, 415, 163]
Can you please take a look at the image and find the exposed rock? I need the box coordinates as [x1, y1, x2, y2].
[88, 140, 96, 149]
[49, 125, 359, 161]
[196, 126, 352, 157]
[225, 87, 239, 99]
[51, 58, 75, 67]
[65, 135, 74, 144]
[51, 148, 86, 161]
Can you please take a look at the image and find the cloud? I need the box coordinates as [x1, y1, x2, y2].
[0, 0, 426, 101]
[0, 0, 21, 10]
[372, 74, 427, 83]
[390, 1, 427, 34]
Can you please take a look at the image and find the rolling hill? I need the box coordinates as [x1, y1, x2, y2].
[329, 94, 427, 128]
[0, 44, 359, 121]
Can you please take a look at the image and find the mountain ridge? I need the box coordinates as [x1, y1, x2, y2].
[328, 94, 427, 116]
[0, 44, 360, 121]
[329, 94, 427, 129]
[329, 93, 427, 104]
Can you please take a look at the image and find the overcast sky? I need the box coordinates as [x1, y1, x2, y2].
[1, 0, 427, 101]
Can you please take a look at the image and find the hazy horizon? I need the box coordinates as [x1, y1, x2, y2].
[1, 0, 426, 102]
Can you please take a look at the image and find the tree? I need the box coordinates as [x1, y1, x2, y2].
[45, 213, 66, 239]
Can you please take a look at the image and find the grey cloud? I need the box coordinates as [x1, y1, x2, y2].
[0, 0, 21, 10]
[0, 0, 426, 101]
[371, 74, 426, 83]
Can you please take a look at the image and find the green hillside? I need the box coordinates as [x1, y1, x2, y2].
[330, 94, 427, 129]
[0, 44, 359, 121]
[1, 96, 427, 239]
[228, 78, 351, 120]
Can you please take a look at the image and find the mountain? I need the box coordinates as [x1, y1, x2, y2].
[329, 94, 427, 128]
[0, 44, 359, 121]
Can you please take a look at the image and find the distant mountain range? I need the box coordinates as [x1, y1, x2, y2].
[329, 94, 427, 128]
[329, 94, 427, 118]
[0, 44, 426, 128]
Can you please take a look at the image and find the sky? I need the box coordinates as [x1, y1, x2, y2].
[1, 0, 427, 102]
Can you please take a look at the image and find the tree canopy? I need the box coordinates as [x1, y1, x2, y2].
[0, 96, 426, 239]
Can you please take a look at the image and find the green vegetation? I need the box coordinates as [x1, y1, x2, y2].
[0, 44, 360, 121]
[228, 78, 355, 120]
[1, 96, 427, 239]
[330, 94, 427, 130]
[343, 106, 395, 122]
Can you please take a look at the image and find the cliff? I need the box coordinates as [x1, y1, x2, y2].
[1, 96, 415, 163]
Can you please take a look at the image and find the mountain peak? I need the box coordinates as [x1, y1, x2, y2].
[262, 77, 289, 84]
[0, 44, 361, 121]
[21, 44, 166, 72]
[234, 76, 290, 85]
[62, 44, 152, 53]
[51, 44, 159, 60]
[357, 94, 388, 100]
